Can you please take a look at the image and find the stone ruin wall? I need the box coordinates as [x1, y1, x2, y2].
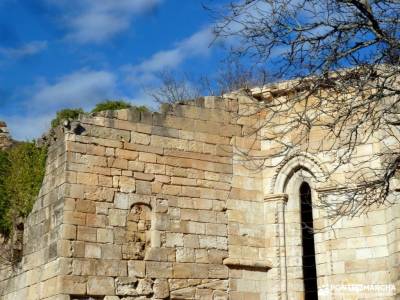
[0, 126, 68, 300]
[0, 122, 13, 150]
[0, 93, 399, 300]
[0, 96, 269, 300]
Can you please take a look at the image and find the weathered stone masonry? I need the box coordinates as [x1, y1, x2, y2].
[0, 92, 399, 300]
[0, 96, 242, 300]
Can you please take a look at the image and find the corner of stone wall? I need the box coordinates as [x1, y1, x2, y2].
[0, 128, 69, 300]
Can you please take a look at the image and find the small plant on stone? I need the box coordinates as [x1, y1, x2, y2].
[91, 100, 150, 113]
[91, 100, 132, 113]
[51, 108, 85, 128]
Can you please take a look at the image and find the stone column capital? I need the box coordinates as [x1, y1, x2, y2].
[264, 193, 288, 202]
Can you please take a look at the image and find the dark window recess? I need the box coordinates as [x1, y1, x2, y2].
[300, 182, 318, 300]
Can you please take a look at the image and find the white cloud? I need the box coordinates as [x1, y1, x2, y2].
[66, 11, 130, 44]
[126, 26, 214, 84]
[30, 70, 116, 111]
[48, 0, 163, 43]
[180, 27, 214, 56]
[1, 25, 214, 139]
[0, 113, 53, 141]
[136, 49, 183, 74]
[0, 41, 48, 59]
[2, 69, 117, 140]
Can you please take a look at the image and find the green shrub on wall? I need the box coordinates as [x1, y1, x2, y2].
[50, 102, 150, 131]
[0, 142, 47, 237]
[91, 100, 149, 113]
[91, 100, 132, 113]
[51, 108, 84, 128]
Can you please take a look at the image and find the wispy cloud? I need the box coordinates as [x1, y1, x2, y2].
[30, 69, 117, 111]
[2, 23, 214, 140]
[3, 69, 117, 140]
[0, 40, 47, 59]
[47, 0, 163, 43]
[125, 26, 214, 84]
[0, 113, 54, 141]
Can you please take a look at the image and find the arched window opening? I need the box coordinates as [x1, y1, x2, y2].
[300, 182, 318, 299]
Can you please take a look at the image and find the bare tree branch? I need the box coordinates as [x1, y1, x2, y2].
[211, 0, 400, 217]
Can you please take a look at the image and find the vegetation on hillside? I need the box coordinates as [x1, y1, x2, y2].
[0, 142, 47, 237]
[0, 150, 11, 236]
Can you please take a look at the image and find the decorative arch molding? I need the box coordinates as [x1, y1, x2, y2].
[270, 152, 328, 194]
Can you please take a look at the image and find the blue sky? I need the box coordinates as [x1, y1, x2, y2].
[0, 0, 230, 140]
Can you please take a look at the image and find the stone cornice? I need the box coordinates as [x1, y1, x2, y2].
[223, 258, 272, 271]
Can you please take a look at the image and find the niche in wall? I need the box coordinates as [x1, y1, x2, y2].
[123, 203, 152, 260]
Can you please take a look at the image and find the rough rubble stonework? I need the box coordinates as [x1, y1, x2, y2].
[0, 122, 13, 150]
[0, 92, 399, 300]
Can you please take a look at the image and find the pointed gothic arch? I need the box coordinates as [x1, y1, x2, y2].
[269, 153, 326, 299]
[270, 152, 328, 194]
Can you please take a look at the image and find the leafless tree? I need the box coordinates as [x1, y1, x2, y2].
[147, 70, 202, 104]
[212, 0, 400, 217]
[213, 59, 269, 94]
[148, 61, 268, 104]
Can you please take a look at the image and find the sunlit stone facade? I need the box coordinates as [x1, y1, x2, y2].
[0, 90, 398, 299]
